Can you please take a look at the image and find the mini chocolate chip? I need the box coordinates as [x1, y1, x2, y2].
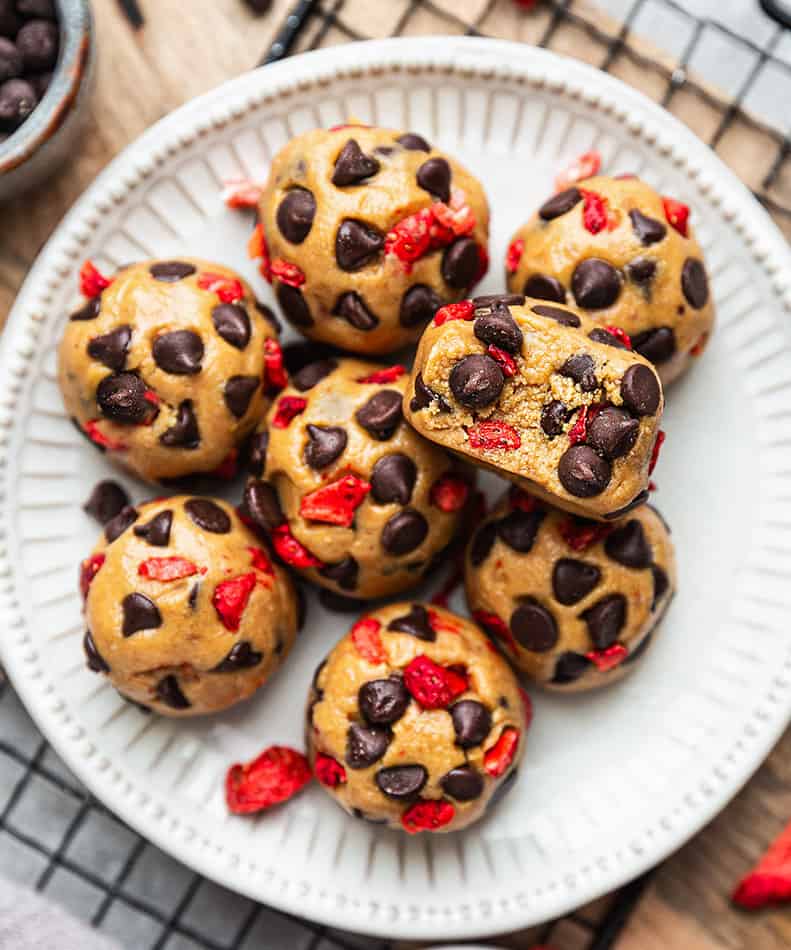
[188, 582, 200, 609]
[336, 219, 384, 271]
[552, 651, 592, 684]
[122, 592, 162, 637]
[442, 237, 480, 288]
[374, 146, 395, 157]
[621, 364, 660, 416]
[629, 209, 667, 246]
[248, 430, 269, 476]
[470, 521, 498, 566]
[558, 445, 612, 497]
[87, 325, 131, 371]
[381, 508, 428, 555]
[345, 723, 390, 768]
[604, 519, 652, 568]
[16, 18, 58, 71]
[539, 187, 582, 220]
[603, 490, 650, 520]
[532, 304, 580, 327]
[376, 764, 427, 800]
[388, 604, 434, 641]
[441, 766, 484, 802]
[318, 589, 368, 613]
[160, 400, 200, 449]
[149, 261, 196, 282]
[212, 641, 263, 672]
[70, 297, 101, 321]
[552, 558, 602, 605]
[371, 454, 416, 505]
[498, 510, 544, 554]
[83, 630, 109, 673]
[276, 284, 313, 327]
[84, 480, 131, 525]
[632, 327, 676, 365]
[410, 372, 450, 413]
[104, 505, 138, 543]
[510, 599, 558, 652]
[319, 556, 359, 591]
[133, 510, 173, 547]
[223, 375, 259, 418]
[155, 675, 190, 710]
[333, 292, 379, 331]
[449, 354, 504, 409]
[359, 677, 410, 725]
[541, 400, 571, 438]
[397, 132, 430, 151]
[291, 358, 337, 391]
[185, 498, 231, 534]
[681, 258, 709, 309]
[304, 424, 347, 470]
[571, 259, 622, 309]
[400, 284, 442, 327]
[0, 77, 36, 129]
[474, 304, 523, 354]
[416, 157, 451, 202]
[651, 564, 670, 610]
[212, 304, 251, 349]
[243, 479, 283, 532]
[152, 330, 204, 375]
[332, 139, 380, 187]
[559, 353, 598, 392]
[589, 328, 629, 351]
[587, 407, 639, 459]
[523, 274, 566, 302]
[0, 38, 21, 82]
[96, 372, 149, 424]
[580, 593, 627, 649]
[451, 700, 491, 748]
[276, 187, 316, 243]
[355, 389, 403, 440]
[626, 256, 657, 289]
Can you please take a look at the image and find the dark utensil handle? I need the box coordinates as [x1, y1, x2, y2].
[261, 0, 320, 65]
[761, 0, 791, 28]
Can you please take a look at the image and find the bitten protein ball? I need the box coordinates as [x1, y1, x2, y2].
[80, 496, 299, 716]
[242, 358, 475, 599]
[307, 603, 528, 833]
[253, 124, 490, 354]
[59, 258, 281, 484]
[465, 488, 676, 692]
[505, 176, 714, 385]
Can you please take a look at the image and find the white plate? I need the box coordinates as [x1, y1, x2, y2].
[2, 37, 791, 942]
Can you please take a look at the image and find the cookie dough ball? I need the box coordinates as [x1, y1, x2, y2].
[256, 124, 490, 354]
[307, 603, 528, 833]
[59, 258, 280, 484]
[466, 489, 675, 691]
[506, 176, 714, 385]
[404, 294, 664, 521]
[80, 496, 298, 716]
[242, 358, 475, 599]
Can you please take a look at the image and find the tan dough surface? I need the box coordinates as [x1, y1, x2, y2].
[404, 295, 664, 521]
[506, 176, 715, 385]
[58, 258, 278, 484]
[307, 603, 528, 833]
[465, 490, 676, 692]
[82, 496, 298, 717]
[257, 125, 490, 354]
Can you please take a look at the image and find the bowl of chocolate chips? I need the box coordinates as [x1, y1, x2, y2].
[0, 0, 94, 201]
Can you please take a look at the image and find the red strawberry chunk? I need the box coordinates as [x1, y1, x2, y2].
[197, 272, 244, 303]
[568, 406, 588, 445]
[221, 178, 264, 209]
[384, 207, 434, 271]
[350, 617, 386, 664]
[264, 338, 289, 391]
[426, 609, 459, 634]
[84, 420, 127, 452]
[429, 474, 470, 513]
[467, 420, 521, 451]
[472, 609, 518, 655]
[603, 325, 632, 349]
[79, 260, 112, 298]
[138, 557, 199, 581]
[213, 572, 257, 632]
[403, 655, 468, 709]
[662, 196, 690, 237]
[733, 818, 791, 909]
[506, 237, 524, 275]
[433, 300, 474, 326]
[79, 553, 105, 600]
[690, 332, 709, 357]
[484, 726, 520, 777]
[226, 746, 312, 815]
[649, 430, 666, 476]
[315, 754, 347, 788]
[299, 474, 371, 528]
[270, 259, 306, 288]
[355, 365, 406, 384]
[271, 523, 324, 569]
[248, 223, 272, 282]
[581, 189, 617, 234]
[558, 518, 614, 552]
[402, 798, 456, 834]
[555, 149, 601, 191]
[586, 643, 628, 672]
[487, 344, 517, 377]
[248, 546, 274, 576]
[271, 396, 307, 429]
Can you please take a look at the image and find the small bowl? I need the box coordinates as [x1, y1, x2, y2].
[0, 0, 95, 202]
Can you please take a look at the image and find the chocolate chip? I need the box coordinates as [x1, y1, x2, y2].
[580, 593, 626, 649]
[212, 641, 263, 672]
[0, 77, 35, 129]
[552, 652, 591, 684]
[152, 330, 204, 375]
[247, 431, 268, 477]
[381, 508, 428, 555]
[104, 505, 138, 543]
[397, 132, 430, 151]
[84, 480, 131, 525]
[332, 139, 380, 187]
[133, 510, 173, 547]
[632, 327, 676, 365]
[510, 599, 558, 652]
[188, 582, 200, 609]
[498, 510, 543, 553]
[532, 304, 580, 327]
[160, 400, 200, 449]
[621, 364, 660, 416]
[441, 766, 484, 802]
[155, 675, 190, 710]
[552, 558, 601, 605]
[442, 237, 480, 288]
[87, 325, 131, 371]
[335, 219, 384, 271]
[629, 209, 667, 246]
[589, 328, 629, 351]
[604, 519, 652, 568]
[276, 187, 316, 243]
[223, 375, 259, 418]
[651, 564, 670, 610]
[626, 256, 657, 290]
[333, 292, 379, 331]
[470, 521, 498, 566]
[319, 556, 359, 591]
[276, 284, 313, 327]
[523, 274, 566, 302]
[243, 479, 283, 533]
[303, 424, 347, 471]
[83, 630, 109, 673]
[345, 723, 390, 768]
[681, 258, 709, 309]
[291, 358, 337, 392]
[371, 454, 416, 505]
[359, 676, 410, 725]
[571, 259, 622, 309]
[559, 353, 598, 392]
[96, 373, 149, 424]
[211, 304, 251, 350]
[376, 764, 427, 800]
[355, 389, 402, 440]
[539, 187, 582, 220]
[122, 592, 162, 637]
[416, 157, 451, 202]
[70, 297, 101, 321]
[410, 372, 450, 413]
[587, 407, 639, 459]
[149, 261, 196, 282]
[558, 445, 612, 497]
[451, 700, 491, 748]
[603, 490, 650, 520]
[15, 18, 57, 71]
[318, 589, 367, 613]
[474, 304, 523, 354]
[0, 37, 21, 82]
[449, 354, 504, 409]
[185, 498, 231, 534]
[541, 400, 571, 438]
[400, 284, 442, 327]
[388, 604, 434, 641]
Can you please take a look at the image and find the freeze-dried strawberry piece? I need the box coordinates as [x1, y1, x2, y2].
[79, 553, 105, 600]
[509, 486, 539, 512]
[271, 523, 324, 569]
[555, 150, 601, 191]
[433, 300, 474, 326]
[662, 196, 689, 237]
[733, 818, 791, 909]
[586, 643, 628, 672]
[512, 0, 538, 8]
[427, 609, 460, 634]
[138, 557, 199, 581]
[226, 745, 312, 815]
[221, 178, 264, 209]
[385, 207, 434, 271]
[568, 406, 588, 445]
[581, 189, 618, 234]
[197, 272, 245, 303]
[263, 338, 289, 391]
[473, 609, 518, 654]
[213, 572, 257, 632]
[429, 473, 470, 513]
[484, 726, 520, 777]
[270, 259, 306, 288]
[271, 396, 307, 429]
[433, 194, 476, 237]
[690, 332, 709, 357]
[315, 754, 347, 788]
[506, 237, 524, 275]
[248, 546, 274, 576]
[80, 260, 112, 298]
[355, 365, 406, 384]
[602, 325, 632, 349]
[84, 420, 127, 452]
[487, 344, 517, 377]
[403, 655, 468, 709]
[402, 798, 456, 834]
[649, 429, 666, 476]
[248, 222, 272, 282]
[558, 517, 613, 552]
[350, 617, 386, 664]
[299, 474, 371, 528]
[209, 448, 239, 480]
[467, 420, 521, 452]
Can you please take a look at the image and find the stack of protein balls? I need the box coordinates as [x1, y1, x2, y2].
[0, 0, 59, 138]
[60, 122, 713, 835]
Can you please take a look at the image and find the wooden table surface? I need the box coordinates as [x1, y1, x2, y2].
[1, 2, 790, 948]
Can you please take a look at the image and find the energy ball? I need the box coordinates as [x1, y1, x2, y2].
[506, 176, 715, 385]
[404, 294, 665, 521]
[254, 124, 490, 354]
[59, 258, 281, 484]
[242, 357, 475, 599]
[80, 496, 298, 716]
[465, 488, 676, 692]
[307, 603, 528, 833]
